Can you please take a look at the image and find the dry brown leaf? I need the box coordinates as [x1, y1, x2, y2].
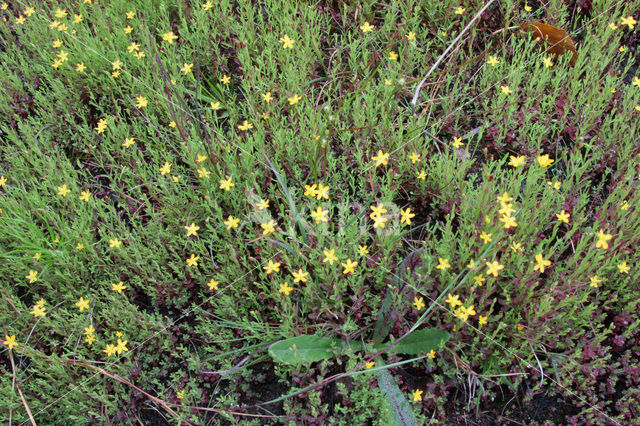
[519, 21, 578, 66]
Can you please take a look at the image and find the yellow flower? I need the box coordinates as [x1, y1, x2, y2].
[220, 74, 231, 85]
[237, 120, 253, 131]
[186, 254, 199, 267]
[595, 230, 612, 249]
[292, 269, 308, 283]
[136, 96, 148, 108]
[454, 7, 466, 15]
[451, 137, 464, 149]
[408, 152, 420, 164]
[445, 293, 462, 308]
[365, 361, 375, 369]
[112, 281, 127, 293]
[478, 315, 488, 325]
[406, 31, 415, 41]
[473, 274, 486, 286]
[75, 297, 90, 312]
[207, 279, 219, 290]
[126, 10, 135, 19]
[510, 242, 522, 252]
[589, 276, 601, 288]
[479, 232, 492, 244]
[533, 253, 551, 273]
[103, 344, 117, 357]
[556, 210, 570, 223]
[287, 94, 302, 105]
[537, 154, 554, 168]
[257, 199, 269, 210]
[109, 238, 122, 248]
[400, 208, 415, 225]
[323, 248, 338, 265]
[412, 389, 423, 402]
[388, 51, 398, 61]
[3, 335, 18, 350]
[372, 214, 388, 229]
[542, 56, 554, 67]
[417, 170, 427, 180]
[413, 296, 425, 310]
[127, 42, 140, 53]
[608, 22, 618, 30]
[342, 259, 357, 274]
[264, 260, 281, 274]
[33, 253, 41, 260]
[223, 215, 240, 229]
[372, 150, 390, 167]
[160, 162, 172, 175]
[210, 101, 221, 110]
[76, 243, 84, 250]
[219, 176, 234, 191]
[500, 214, 518, 229]
[500, 85, 512, 95]
[358, 245, 369, 256]
[197, 167, 210, 178]
[57, 184, 71, 197]
[261, 220, 276, 235]
[185, 223, 200, 237]
[180, 63, 193, 74]
[177, 390, 185, 399]
[304, 184, 318, 198]
[310, 207, 329, 223]
[26, 270, 38, 283]
[633, 76, 640, 88]
[524, 3, 532, 12]
[508, 155, 526, 168]
[486, 55, 499, 67]
[360, 21, 375, 32]
[279, 34, 295, 49]
[436, 258, 451, 271]
[315, 183, 330, 200]
[115, 338, 129, 355]
[426, 350, 436, 359]
[80, 191, 91, 202]
[617, 262, 630, 274]
[485, 260, 504, 277]
[163, 31, 178, 44]
[262, 92, 273, 103]
[30, 303, 46, 317]
[202, 1, 213, 10]
[76, 63, 86, 73]
[620, 16, 637, 30]
[384, 78, 392, 86]
[278, 282, 293, 295]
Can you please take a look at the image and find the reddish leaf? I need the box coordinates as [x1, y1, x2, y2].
[519, 21, 578, 66]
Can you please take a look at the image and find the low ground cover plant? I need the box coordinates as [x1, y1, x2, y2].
[1, 0, 639, 424]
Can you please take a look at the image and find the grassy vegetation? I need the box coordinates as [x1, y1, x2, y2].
[1, 0, 639, 424]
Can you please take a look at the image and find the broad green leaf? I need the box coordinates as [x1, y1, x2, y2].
[376, 361, 419, 426]
[377, 328, 449, 355]
[269, 335, 359, 365]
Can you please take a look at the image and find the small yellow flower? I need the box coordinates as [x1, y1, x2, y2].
[500, 85, 512, 95]
[537, 154, 554, 168]
[413, 389, 423, 402]
[261, 220, 276, 235]
[112, 281, 127, 293]
[186, 254, 199, 267]
[388, 51, 398, 61]
[342, 259, 357, 274]
[358, 245, 369, 256]
[177, 390, 185, 399]
[533, 253, 551, 273]
[485, 260, 504, 277]
[508, 155, 526, 168]
[197, 167, 210, 179]
[617, 262, 630, 274]
[524, 3, 532, 12]
[408, 152, 420, 164]
[436, 258, 451, 271]
[413, 296, 425, 310]
[426, 350, 436, 359]
[417, 170, 427, 180]
[595, 230, 612, 250]
[264, 260, 281, 274]
[185, 223, 200, 237]
[479, 232, 492, 244]
[223, 215, 240, 229]
[589, 275, 601, 288]
[287, 94, 302, 105]
[76, 243, 84, 250]
[109, 238, 122, 248]
[372, 150, 390, 167]
[3, 335, 18, 350]
[510, 242, 522, 252]
[451, 137, 464, 149]
[219, 176, 234, 191]
[237, 120, 253, 131]
[632, 76, 640, 88]
[486, 55, 499, 67]
[180, 63, 193, 74]
[478, 315, 488, 325]
[372, 215, 388, 229]
[207, 279, 219, 290]
[323, 248, 338, 265]
[400, 208, 415, 225]
[220, 74, 231, 85]
[257, 199, 269, 210]
[75, 297, 90, 312]
[160, 162, 172, 175]
[76, 63, 86, 73]
[310, 206, 329, 224]
[406, 31, 415, 41]
[360, 21, 375, 33]
[57, 184, 71, 197]
[556, 210, 570, 223]
[278, 282, 293, 295]
[473, 274, 486, 286]
[620, 16, 637, 30]
[126, 10, 135, 19]
[315, 183, 330, 200]
[445, 293, 462, 307]
[163, 31, 178, 44]
[365, 361, 375, 369]
[33, 253, 41, 261]
[500, 214, 518, 229]
[26, 270, 38, 283]
[292, 269, 308, 283]
[136, 96, 148, 108]
[454, 7, 466, 15]
[202, 1, 213, 10]
[79, 191, 91, 202]
[279, 34, 295, 49]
